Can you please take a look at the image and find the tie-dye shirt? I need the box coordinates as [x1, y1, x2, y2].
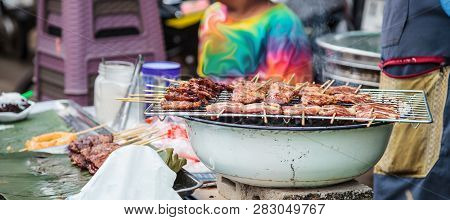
[197, 3, 312, 83]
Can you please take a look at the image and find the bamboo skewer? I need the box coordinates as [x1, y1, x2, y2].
[252, 73, 261, 83]
[294, 82, 309, 92]
[330, 113, 337, 124]
[143, 89, 166, 93]
[354, 85, 362, 94]
[146, 84, 169, 89]
[301, 110, 306, 126]
[256, 79, 272, 91]
[75, 124, 107, 135]
[321, 79, 335, 94]
[129, 94, 165, 97]
[286, 73, 296, 84]
[262, 108, 268, 124]
[320, 80, 331, 89]
[217, 108, 226, 118]
[367, 116, 377, 127]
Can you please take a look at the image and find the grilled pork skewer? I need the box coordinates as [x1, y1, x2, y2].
[265, 82, 297, 105]
[242, 103, 282, 115]
[161, 100, 202, 110]
[354, 103, 399, 119]
[282, 105, 321, 116]
[301, 92, 337, 106]
[334, 93, 373, 104]
[231, 81, 271, 104]
[318, 105, 357, 117]
[206, 102, 244, 114]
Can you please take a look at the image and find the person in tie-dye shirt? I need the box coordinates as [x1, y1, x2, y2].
[197, 0, 312, 84]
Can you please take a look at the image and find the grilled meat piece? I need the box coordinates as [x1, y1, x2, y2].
[301, 93, 336, 106]
[164, 92, 203, 102]
[161, 100, 202, 110]
[354, 103, 399, 119]
[298, 84, 322, 95]
[334, 93, 372, 104]
[69, 152, 88, 168]
[231, 81, 269, 104]
[206, 102, 244, 114]
[242, 103, 282, 115]
[319, 105, 356, 117]
[325, 86, 358, 95]
[68, 134, 113, 153]
[265, 82, 296, 104]
[282, 105, 321, 116]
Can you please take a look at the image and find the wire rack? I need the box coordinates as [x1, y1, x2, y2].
[144, 89, 433, 124]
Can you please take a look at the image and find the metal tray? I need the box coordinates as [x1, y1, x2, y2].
[0, 100, 202, 199]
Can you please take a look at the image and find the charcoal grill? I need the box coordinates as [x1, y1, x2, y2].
[143, 85, 432, 188]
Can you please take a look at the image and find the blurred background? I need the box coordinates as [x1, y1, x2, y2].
[0, 0, 384, 104]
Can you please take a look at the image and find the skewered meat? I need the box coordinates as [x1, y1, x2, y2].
[242, 103, 282, 115]
[80, 143, 121, 174]
[231, 81, 268, 104]
[282, 105, 321, 116]
[301, 93, 336, 106]
[298, 83, 322, 95]
[164, 92, 204, 102]
[325, 86, 358, 95]
[319, 105, 356, 117]
[265, 82, 297, 104]
[68, 135, 121, 174]
[354, 103, 399, 119]
[206, 102, 244, 114]
[334, 93, 372, 104]
[68, 134, 113, 153]
[161, 100, 202, 110]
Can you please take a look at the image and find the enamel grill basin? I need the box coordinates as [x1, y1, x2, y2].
[185, 117, 393, 188]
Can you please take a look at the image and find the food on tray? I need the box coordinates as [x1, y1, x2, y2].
[354, 103, 400, 119]
[242, 103, 282, 115]
[265, 82, 297, 104]
[319, 105, 357, 117]
[231, 81, 270, 104]
[206, 102, 244, 114]
[301, 92, 336, 106]
[145, 77, 413, 123]
[0, 92, 30, 113]
[69, 134, 117, 174]
[282, 105, 321, 116]
[161, 78, 228, 110]
[25, 132, 77, 151]
[334, 93, 372, 104]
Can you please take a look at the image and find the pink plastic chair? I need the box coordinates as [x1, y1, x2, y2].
[34, 0, 166, 105]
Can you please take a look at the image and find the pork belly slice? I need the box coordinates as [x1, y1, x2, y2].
[242, 103, 282, 115]
[160, 100, 202, 110]
[354, 103, 399, 119]
[334, 93, 372, 104]
[265, 82, 296, 105]
[206, 102, 244, 114]
[325, 85, 358, 95]
[319, 105, 356, 117]
[282, 105, 321, 116]
[301, 93, 337, 106]
[231, 81, 270, 104]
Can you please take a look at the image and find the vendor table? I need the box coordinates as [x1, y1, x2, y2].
[192, 175, 373, 200]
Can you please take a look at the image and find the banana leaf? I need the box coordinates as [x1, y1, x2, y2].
[0, 146, 187, 200]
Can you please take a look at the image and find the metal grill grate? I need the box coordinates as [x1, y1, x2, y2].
[144, 89, 433, 124]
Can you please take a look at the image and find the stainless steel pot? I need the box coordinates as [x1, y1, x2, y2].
[185, 117, 393, 188]
[316, 31, 381, 88]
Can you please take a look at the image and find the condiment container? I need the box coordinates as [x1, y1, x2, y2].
[94, 61, 135, 124]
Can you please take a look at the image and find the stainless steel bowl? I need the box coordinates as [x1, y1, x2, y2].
[185, 117, 393, 188]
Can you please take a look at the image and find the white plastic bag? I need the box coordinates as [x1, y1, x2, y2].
[68, 145, 181, 200]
